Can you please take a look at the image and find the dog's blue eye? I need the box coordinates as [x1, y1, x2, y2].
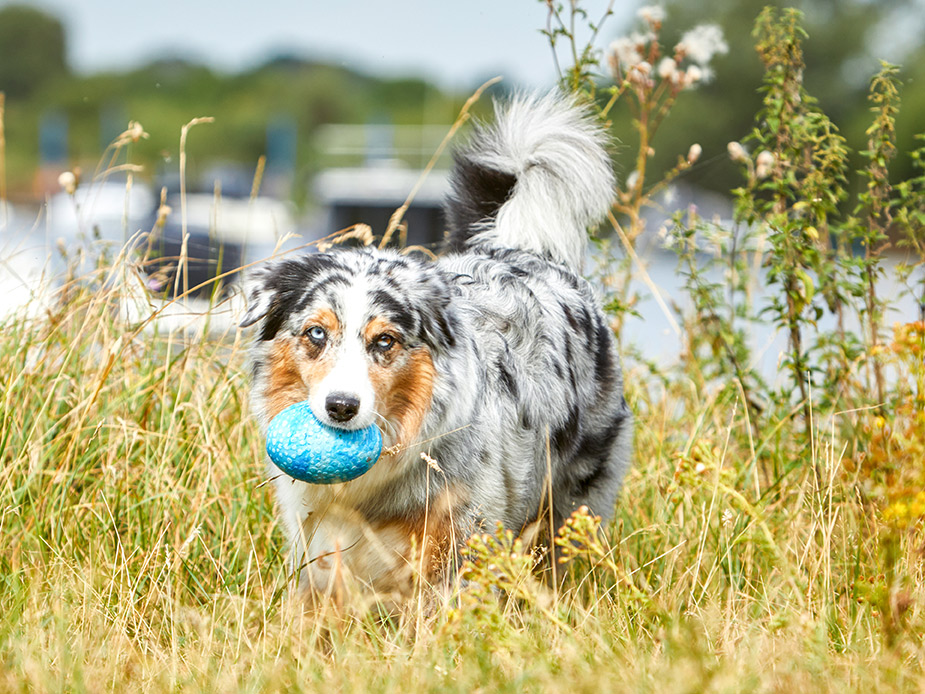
[304, 326, 327, 343]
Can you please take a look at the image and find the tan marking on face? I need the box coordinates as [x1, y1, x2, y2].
[300, 308, 340, 359]
[264, 340, 309, 420]
[363, 316, 400, 362]
[263, 308, 341, 420]
[368, 337, 435, 446]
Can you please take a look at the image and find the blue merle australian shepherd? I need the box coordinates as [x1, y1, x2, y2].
[240, 92, 633, 598]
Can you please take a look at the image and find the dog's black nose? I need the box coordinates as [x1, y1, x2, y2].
[325, 393, 360, 423]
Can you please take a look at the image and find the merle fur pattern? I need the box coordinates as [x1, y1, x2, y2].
[241, 92, 632, 595]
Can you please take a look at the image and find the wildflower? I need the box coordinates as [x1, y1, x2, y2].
[676, 24, 728, 66]
[721, 508, 735, 528]
[727, 141, 748, 163]
[637, 5, 666, 27]
[657, 225, 677, 250]
[58, 171, 77, 195]
[687, 143, 702, 164]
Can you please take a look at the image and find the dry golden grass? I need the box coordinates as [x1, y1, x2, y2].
[1, 249, 923, 693]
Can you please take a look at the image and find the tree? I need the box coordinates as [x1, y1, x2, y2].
[0, 5, 69, 100]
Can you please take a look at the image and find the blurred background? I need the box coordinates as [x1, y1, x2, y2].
[0, 0, 923, 344]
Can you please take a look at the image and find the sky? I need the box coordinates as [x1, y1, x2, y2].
[9, 0, 636, 89]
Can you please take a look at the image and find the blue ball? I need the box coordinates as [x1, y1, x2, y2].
[265, 401, 383, 484]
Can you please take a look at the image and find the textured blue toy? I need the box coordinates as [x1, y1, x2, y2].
[265, 401, 383, 484]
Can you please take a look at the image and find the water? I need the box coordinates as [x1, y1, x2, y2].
[617, 244, 923, 388]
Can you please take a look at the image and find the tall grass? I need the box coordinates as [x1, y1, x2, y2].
[1, 268, 921, 691]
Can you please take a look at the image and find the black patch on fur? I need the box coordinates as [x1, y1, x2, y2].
[370, 289, 415, 335]
[520, 409, 533, 430]
[592, 317, 616, 386]
[563, 337, 577, 385]
[551, 404, 581, 458]
[582, 308, 597, 344]
[444, 155, 517, 253]
[292, 273, 351, 315]
[571, 456, 610, 500]
[496, 355, 518, 399]
[551, 358, 563, 379]
[562, 304, 580, 334]
[570, 410, 629, 497]
[420, 303, 456, 353]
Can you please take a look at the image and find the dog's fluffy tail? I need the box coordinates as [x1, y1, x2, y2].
[444, 91, 615, 271]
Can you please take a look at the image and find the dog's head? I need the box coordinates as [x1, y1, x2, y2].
[240, 249, 456, 446]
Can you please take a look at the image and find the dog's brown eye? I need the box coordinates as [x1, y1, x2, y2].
[373, 334, 395, 352]
[304, 326, 327, 345]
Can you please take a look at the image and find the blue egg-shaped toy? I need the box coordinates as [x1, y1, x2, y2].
[265, 401, 382, 484]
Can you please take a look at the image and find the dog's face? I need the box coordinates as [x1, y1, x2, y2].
[241, 250, 455, 447]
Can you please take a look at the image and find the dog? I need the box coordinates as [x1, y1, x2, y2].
[240, 92, 632, 598]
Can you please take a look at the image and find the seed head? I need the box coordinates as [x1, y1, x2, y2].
[676, 24, 728, 66]
[58, 171, 77, 195]
[637, 5, 666, 28]
[756, 150, 775, 178]
[687, 143, 702, 164]
[727, 141, 748, 163]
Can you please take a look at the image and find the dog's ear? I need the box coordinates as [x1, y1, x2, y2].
[238, 253, 348, 339]
[239, 266, 274, 329]
[415, 271, 457, 354]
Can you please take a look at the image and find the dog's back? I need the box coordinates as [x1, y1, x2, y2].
[435, 92, 632, 531]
